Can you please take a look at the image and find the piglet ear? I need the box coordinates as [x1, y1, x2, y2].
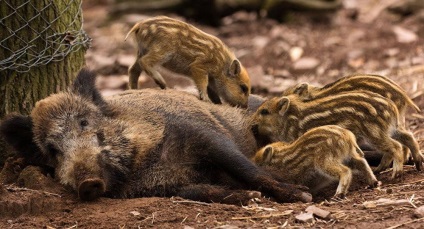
[72, 69, 110, 113]
[0, 113, 40, 157]
[294, 83, 309, 97]
[263, 146, 274, 163]
[277, 97, 290, 116]
[229, 59, 241, 77]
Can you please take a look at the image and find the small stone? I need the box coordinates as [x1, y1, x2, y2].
[363, 201, 377, 209]
[295, 212, 315, 223]
[216, 225, 238, 229]
[273, 69, 291, 78]
[130, 211, 140, 216]
[392, 26, 418, 43]
[305, 205, 331, 219]
[289, 47, 303, 62]
[292, 57, 320, 71]
[413, 205, 424, 218]
[252, 36, 269, 49]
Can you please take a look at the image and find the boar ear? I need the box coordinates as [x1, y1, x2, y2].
[262, 146, 274, 163]
[229, 59, 241, 77]
[277, 97, 290, 116]
[293, 83, 309, 97]
[0, 113, 41, 156]
[72, 69, 109, 109]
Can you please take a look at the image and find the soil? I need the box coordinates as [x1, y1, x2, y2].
[1, 1, 424, 228]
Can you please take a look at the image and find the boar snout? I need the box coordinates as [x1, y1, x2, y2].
[78, 178, 106, 201]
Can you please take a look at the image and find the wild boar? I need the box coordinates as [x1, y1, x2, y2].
[281, 74, 421, 127]
[125, 16, 251, 107]
[0, 69, 311, 205]
[251, 92, 423, 178]
[252, 125, 380, 198]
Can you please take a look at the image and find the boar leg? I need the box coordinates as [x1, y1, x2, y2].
[177, 184, 261, 205]
[392, 128, 423, 171]
[140, 52, 167, 89]
[202, 136, 312, 203]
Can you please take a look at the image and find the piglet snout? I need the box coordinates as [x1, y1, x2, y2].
[78, 178, 106, 201]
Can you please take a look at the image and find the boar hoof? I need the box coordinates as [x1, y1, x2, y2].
[300, 192, 313, 203]
[78, 178, 106, 201]
[247, 191, 262, 199]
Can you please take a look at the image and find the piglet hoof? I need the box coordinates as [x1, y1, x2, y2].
[78, 178, 106, 201]
[391, 169, 404, 181]
[199, 92, 212, 103]
[368, 180, 382, 189]
[331, 194, 347, 202]
[415, 158, 424, 171]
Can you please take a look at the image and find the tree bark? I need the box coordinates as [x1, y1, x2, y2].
[0, 0, 87, 165]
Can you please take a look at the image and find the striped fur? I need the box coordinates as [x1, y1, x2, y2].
[252, 91, 423, 178]
[282, 74, 420, 126]
[253, 125, 379, 197]
[126, 16, 251, 108]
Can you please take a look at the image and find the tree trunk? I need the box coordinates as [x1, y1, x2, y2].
[0, 0, 87, 165]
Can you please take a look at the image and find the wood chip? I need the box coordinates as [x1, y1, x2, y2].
[130, 211, 141, 216]
[362, 198, 411, 209]
[306, 205, 331, 219]
[295, 212, 315, 223]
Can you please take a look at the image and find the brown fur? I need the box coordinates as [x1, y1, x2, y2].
[282, 74, 420, 126]
[253, 125, 379, 198]
[252, 92, 423, 178]
[2, 69, 311, 204]
[126, 16, 251, 107]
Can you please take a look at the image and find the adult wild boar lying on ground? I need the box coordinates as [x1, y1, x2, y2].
[0, 69, 311, 205]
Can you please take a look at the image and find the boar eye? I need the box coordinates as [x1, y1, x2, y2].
[80, 120, 89, 128]
[260, 109, 269, 115]
[47, 144, 60, 157]
[240, 85, 248, 94]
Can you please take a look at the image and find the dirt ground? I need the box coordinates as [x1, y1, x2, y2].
[1, 0, 424, 228]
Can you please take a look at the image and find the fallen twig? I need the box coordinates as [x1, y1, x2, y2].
[66, 223, 78, 229]
[172, 200, 212, 206]
[5, 185, 62, 198]
[231, 210, 293, 220]
[385, 217, 424, 229]
[384, 178, 424, 188]
[408, 195, 417, 209]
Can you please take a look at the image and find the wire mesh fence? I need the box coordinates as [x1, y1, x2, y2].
[0, 0, 91, 72]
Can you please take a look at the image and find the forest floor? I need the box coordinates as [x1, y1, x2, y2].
[1, 0, 424, 228]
